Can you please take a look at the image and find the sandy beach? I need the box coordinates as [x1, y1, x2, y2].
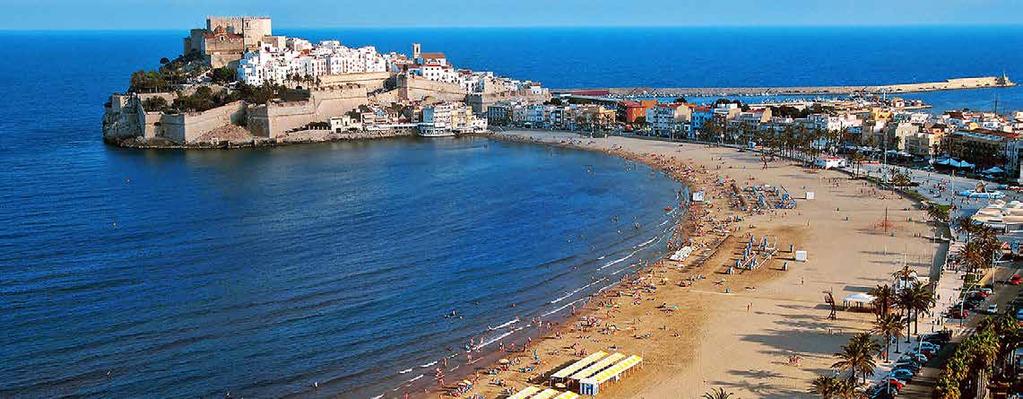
[429, 131, 942, 399]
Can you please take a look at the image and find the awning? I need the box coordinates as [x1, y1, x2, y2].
[843, 293, 876, 304]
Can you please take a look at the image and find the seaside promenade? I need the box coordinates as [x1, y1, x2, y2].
[445, 131, 944, 399]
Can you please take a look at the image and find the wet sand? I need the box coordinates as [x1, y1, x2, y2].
[434, 131, 940, 399]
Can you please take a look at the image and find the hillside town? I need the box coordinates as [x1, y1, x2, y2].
[103, 16, 548, 146]
[104, 16, 1023, 184]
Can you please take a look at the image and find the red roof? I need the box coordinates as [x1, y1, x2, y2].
[959, 128, 1021, 140]
[421, 52, 446, 59]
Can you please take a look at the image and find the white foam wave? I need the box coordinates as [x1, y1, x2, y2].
[542, 297, 588, 317]
[420, 361, 437, 368]
[473, 327, 523, 351]
[490, 317, 519, 330]
[550, 277, 607, 304]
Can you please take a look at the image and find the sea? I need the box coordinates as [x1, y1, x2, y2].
[1, 26, 1022, 398]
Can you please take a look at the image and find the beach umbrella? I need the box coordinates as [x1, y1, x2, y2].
[984, 166, 1005, 174]
[959, 160, 975, 169]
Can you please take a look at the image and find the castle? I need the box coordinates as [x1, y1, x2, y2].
[183, 16, 273, 68]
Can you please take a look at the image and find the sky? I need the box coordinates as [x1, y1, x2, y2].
[3, 0, 1023, 30]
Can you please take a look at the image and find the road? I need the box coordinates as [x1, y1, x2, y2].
[897, 265, 1022, 398]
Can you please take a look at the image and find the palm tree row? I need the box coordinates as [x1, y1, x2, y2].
[936, 314, 1023, 399]
[831, 332, 883, 385]
[868, 280, 935, 346]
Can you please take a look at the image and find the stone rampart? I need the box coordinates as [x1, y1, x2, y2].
[248, 87, 368, 138]
[160, 101, 247, 144]
[398, 74, 467, 102]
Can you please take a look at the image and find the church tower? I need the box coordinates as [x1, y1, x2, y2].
[412, 43, 421, 61]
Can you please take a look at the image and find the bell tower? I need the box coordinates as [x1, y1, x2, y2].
[412, 43, 421, 61]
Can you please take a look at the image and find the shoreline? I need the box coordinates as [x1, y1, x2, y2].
[421, 131, 750, 398]
[357, 132, 693, 399]
[103, 129, 423, 150]
[431, 130, 941, 399]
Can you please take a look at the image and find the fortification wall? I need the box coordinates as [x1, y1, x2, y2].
[398, 75, 467, 102]
[248, 87, 368, 138]
[103, 96, 143, 141]
[318, 72, 391, 91]
[160, 101, 246, 144]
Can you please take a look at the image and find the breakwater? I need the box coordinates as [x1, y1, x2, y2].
[556, 76, 1015, 97]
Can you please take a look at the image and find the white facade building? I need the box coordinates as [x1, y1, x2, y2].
[237, 38, 388, 85]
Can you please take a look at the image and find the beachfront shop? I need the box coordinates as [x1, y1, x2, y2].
[546, 351, 644, 396]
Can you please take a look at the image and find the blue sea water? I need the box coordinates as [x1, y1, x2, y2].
[1, 26, 1021, 398]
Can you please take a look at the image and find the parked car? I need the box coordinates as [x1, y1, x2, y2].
[987, 304, 999, 314]
[885, 378, 906, 391]
[922, 330, 952, 344]
[1016, 309, 1023, 321]
[1011, 274, 1022, 285]
[950, 308, 969, 319]
[919, 341, 941, 351]
[890, 368, 915, 381]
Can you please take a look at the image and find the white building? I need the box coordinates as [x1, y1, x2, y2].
[646, 103, 691, 136]
[237, 38, 388, 85]
[420, 102, 487, 134]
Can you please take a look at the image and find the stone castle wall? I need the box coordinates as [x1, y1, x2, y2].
[318, 72, 391, 92]
[248, 87, 369, 138]
[161, 101, 247, 143]
[397, 74, 467, 103]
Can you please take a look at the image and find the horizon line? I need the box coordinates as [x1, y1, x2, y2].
[3, 22, 1023, 32]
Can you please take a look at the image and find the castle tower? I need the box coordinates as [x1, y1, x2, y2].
[412, 43, 421, 61]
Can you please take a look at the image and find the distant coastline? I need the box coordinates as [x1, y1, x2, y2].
[556, 75, 1016, 97]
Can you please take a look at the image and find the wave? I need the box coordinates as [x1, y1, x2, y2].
[407, 374, 424, 383]
[398, 368, 413, 374]
[634, 235, 658, 249]
[420, 361, 438, 368]
[473, 326, 523, 351]
[489, 317, 519, 330]
[598, 233, 664, 271]
[549, 277, 607, 304]
[541, 297, 588, 317]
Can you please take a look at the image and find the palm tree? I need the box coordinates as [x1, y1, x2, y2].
[869, 284, 897, 319]
[897, 286, 918, 343]
[702, 387, 735, 399]
[909, 283, 936, 335]
[851, 152, 866, 178]
[927, 205, 951, 225]
[832, 332, 880, 384]
[809, 375, 843, 399]
[955, 215, 977, 240]
[872, 313, 904, 361]
[809, 375, 857, 399]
